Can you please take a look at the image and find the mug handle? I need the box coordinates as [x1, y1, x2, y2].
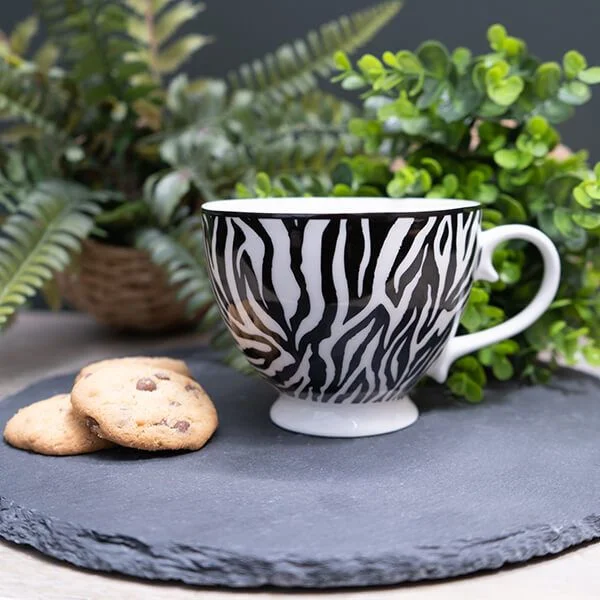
[426, 224, 561, 383]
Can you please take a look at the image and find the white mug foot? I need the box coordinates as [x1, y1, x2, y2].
[269, 394, 419, 438]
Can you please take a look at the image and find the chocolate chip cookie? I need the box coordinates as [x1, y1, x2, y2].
[75, 356, 191, 384]
[3, 394, 114, 456]
[71, 365, 218, 451]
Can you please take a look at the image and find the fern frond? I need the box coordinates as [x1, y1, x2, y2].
[135, 216, 215, 317]
[0, 181, 103, 327]
[35, 0, 147, 103]
[228, 1, 402, 104]
[1, 16, 60, 74]
[125, 0, 212, 84]
[236, 171, 334, 199]
[0, 142, 59, 212]
[1, 16, 38, 58]
[213, 125, 360, 195]
[156, 91, 361, 202]
[0, 57, 73, 138]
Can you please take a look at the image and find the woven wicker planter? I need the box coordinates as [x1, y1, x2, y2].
[57, 239, 203, 332]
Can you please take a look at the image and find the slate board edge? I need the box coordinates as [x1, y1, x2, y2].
[1, 494, 600, 588]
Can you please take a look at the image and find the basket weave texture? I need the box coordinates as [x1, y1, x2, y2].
[57, 239, 200, 332]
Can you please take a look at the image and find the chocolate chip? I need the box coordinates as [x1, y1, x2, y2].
[155, 372, 171, 380]
[174, 420, 190, 433]
[85, 417, 102, 437]
[169, 400, 181, 407]
[136, 377, 157, 391]
[185, 383, 201, 397]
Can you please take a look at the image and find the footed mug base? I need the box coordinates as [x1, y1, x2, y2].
[269, 394, 419, 438]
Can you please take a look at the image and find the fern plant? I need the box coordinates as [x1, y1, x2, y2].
[0, 0, 402, 328]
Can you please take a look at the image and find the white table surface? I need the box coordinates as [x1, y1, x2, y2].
[1, 311, 599, 600]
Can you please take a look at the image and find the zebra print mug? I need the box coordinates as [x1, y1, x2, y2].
[201, 197, 560, 438]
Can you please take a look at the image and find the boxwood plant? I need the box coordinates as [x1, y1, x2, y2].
[236, 25, 600, 401]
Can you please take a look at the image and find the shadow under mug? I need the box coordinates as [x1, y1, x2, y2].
[201, 197, 560, 438]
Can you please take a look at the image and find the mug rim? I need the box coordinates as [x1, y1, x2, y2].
[201, 197, 481, 219]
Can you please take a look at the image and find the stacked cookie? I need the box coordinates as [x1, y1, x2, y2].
[3, 356, 218, 456]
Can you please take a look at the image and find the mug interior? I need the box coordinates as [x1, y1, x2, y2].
[202, 197, 480, 217]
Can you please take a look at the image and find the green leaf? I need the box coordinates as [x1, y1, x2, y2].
[573, 186, 592, 208]
[487, 75, 524, 106]
[492, 356, 514, 380]
[495, 340, 519, 354]
[416, 41, 449, 78]
[478, 347, 494, 366]
[550, 320, 567, 336]
[334, 51, 351, 71]
[563, 50, 587, 79]
[494, 149, 519, 169]
[572, 213, 600, 230]
[578, 66, 600, 84]
[539, 98, 575, 124]
[469, 287, 489, 303]
[255, 172, 272, 196]
[533, 62, 561, 99]
[461, 304, 482, 332]
[498, 194, 527, 223]
[499, 261, 521, 284]
[583, 181, 600, 200]
[155, 1, 204, 45]
[341, 74, 367, 90]
[455, 356, 486, 387]
[437, 76, 481, 123]
[447, 372, 483, 403]
[451, 47, 471, 74]
[33, 42, 60, 72]
[156, 35, 212, 73]
[583, 344, 600, 366]
[487, 24, 507, 51]
[9, 16, 39, 56]
[558, 81, 591, 105]
[553, 207, 576, 236]
[394, 50, 422, 73]
[550, 298, 572, 309]
[145, 171, 191, 227]
[545, 175, 581, 206]
[357, 54, 384, 78]
[526, 115, 549, 137]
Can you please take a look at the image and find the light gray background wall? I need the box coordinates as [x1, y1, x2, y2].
[3, 0, 600, 158]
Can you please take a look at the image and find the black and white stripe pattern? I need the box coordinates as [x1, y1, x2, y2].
[203, 210, 481, 404]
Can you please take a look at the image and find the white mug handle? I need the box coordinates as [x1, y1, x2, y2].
[427, 224, 561, 383]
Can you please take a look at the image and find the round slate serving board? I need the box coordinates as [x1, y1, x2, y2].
[1, 350, 600, 589]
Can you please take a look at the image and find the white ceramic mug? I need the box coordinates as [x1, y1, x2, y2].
[201, 198, 560, 438]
